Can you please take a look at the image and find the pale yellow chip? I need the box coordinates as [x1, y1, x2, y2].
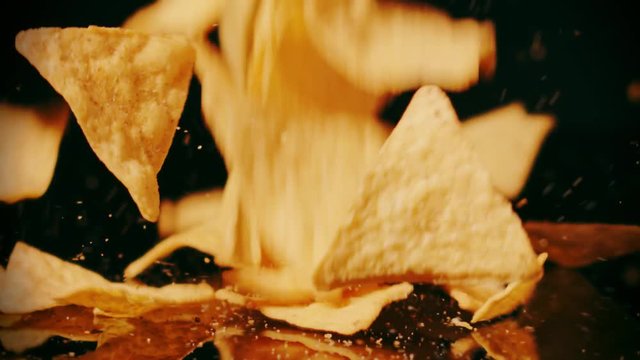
[0, 102, 68, 203]
[0, 242, 214, 316]
[124, 0, 224, 38]
[158, 188, 223, 237]
[259, 283, 413, 335]
[461, 103, 555, 198]
[124, 222, 233, 280]
[302, 0, 496, 94]
[222, 267, 316, 305]
[15, 26, 195, 221]
[314, 87, 543, 320]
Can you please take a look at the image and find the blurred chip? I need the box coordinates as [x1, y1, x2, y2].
[461, 103, 555, 199]
[0, 242, 215, 316]
[124, 0, 224, 38]
[15, 26, 195, 221]
[158, 188, 223, 237]
[314, 87, 543, 321]
[0, 102, 68, 203]
[302, 0, 496, 94]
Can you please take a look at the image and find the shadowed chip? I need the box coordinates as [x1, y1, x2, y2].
[15, 26, 195, 221]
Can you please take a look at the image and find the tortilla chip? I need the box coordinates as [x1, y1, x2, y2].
[222, 267, 316, 305]
[15, 26, 195, 221]
[158, 188, 223, 237]
[314, 87, 542, 320]
[0, 102, 68, 203]
[461, 103, 554, 198]
[0, 242, 214, 316]
[260, 283, 413, 335]
[124, 0, 224, 38]
[302, 0, 496, 94]
[125, 222, 233, 279]
[471, 254, 546, 323]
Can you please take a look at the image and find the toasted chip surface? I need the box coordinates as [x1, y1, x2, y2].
[15, 26, 195, 221]
[461, 103, 554, 198]
[314, 87, 542, 316]
[0, 102, 68, 203]
[0, 242, 214, 316]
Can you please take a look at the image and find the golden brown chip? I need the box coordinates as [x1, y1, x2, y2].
[314, 87, 543, 321]
[259, 283, 413, 335]
[0, 102, 68, 203]
[158, 188, 223, 237]
[302, 0, 496, 94]
[124, 0, 224, 38]
[0, 328, 98, 354]
[15, 26, 195, 221]
[0, 242, 214, 316]
[461, 103, 555, 198]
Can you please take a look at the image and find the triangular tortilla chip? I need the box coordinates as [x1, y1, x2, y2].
[15, 26, 195, 221]
[0, 242, 214, 316]
[314, 87, 543, 320]
[0, 102, 68, 203]
[461, 103, 554, 198]
[124, 0, 224, 38]
[302, 0, 495, 94]
[260, 283, 413, 335]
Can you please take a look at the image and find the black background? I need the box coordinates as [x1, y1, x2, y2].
[0, 0, 639, 281]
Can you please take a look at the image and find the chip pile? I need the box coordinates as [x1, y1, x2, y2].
[1, 0, 554, 341]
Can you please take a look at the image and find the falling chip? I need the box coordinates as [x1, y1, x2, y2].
[0, 102, 68, 203]
[15, 26, 195, 221]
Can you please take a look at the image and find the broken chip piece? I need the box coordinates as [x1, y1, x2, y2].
[260, 282, 413, 335]
[314, 86, 544, 322]
[15, 26, 195, 221]
[0, 102, 68, 203]
[461, 103, 555, 199]
[0, 242, 215, 316]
